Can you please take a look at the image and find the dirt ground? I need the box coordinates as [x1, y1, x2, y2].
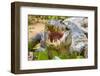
[28, 23, 45, 40]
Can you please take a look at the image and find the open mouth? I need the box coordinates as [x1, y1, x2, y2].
[46, 20, 71, 47]
[48, 31, 64, 42]
[46, 23, 65, 42]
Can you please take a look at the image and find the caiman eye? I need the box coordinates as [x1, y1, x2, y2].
[65, 27, 70, 30]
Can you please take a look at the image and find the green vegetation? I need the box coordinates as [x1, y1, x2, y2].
[28, 43, 84, 60]
[28, 15, 69, 25]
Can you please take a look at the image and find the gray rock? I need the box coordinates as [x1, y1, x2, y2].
[35, 47, 45, 52]
[29, 32, 47, 52]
